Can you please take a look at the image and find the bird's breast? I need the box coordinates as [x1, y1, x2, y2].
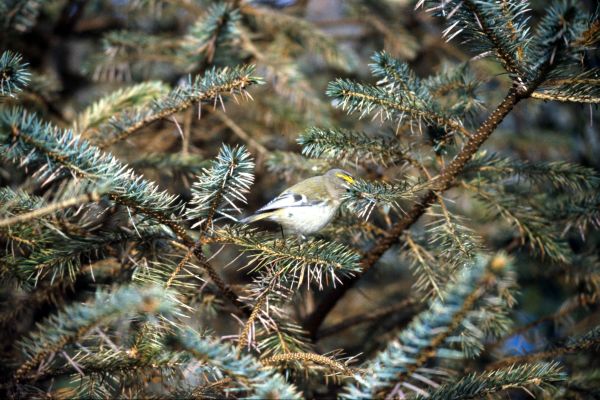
[272, 202, 338, 235]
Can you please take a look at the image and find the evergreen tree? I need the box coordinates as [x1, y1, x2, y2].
[1, 0, 600, 398]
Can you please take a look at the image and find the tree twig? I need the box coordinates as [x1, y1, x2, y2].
[317, 298, 418, 340]
[238, 294, 267, 349]
[0, 191, 102, 228]
[260, 352, 354, 376]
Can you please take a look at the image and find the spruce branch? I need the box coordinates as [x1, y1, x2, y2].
[129, 248, 224, 363]
[183, 144, 254, 314]
[370, 51, 432, 109]
[75, 81, 170, 135]
[428, 200, 482, 265]
[299, 127, 413, 168]
[0, 108, 247, 311]
[13, 285, 177, 382]
[572, 13, 600, 49]
[188, 377, 233, 399]
[404, 200, 484, 299]
[341, 256, 516, 399]
[463, 151, 599, 192]
[214, 226, 361, 290]
[133, 245, 248, 317]
[15, 224, 164, 286]
[93, 65, 262, 149]
[422, 62, 483, 116]
[16, 345, 192, 391]
[306, 2, 588, 327]
[527, 1, 590, 81]
[532, 68, 600, 103]
[186, 144, 255, 233]
[418, 0, 531, 83]
[0, 187, 45, 217]
[0, 108, 186, 239]
[461, 181, 570, 263]
[256, 318, 314, 360]
[371, 51, 484, 121]
[416, 362, 565, 400]
[327, 77, 471, 139]
[403, 233, 445, 298]
[2, 2, 598, 396]
[238, 274, 315, 362]
[0, 190, 103, 228]
[314, 2, 589, 324]
[194, 247, 249, 314]
[0, 187, 47, 248]
[182, 3, 241, 66]
[174, 327, 302, 399]
[551, 192, 600, 236]
[132, 249, 207, 306]
[343, 177, 424, 220]
[238, 274, 314, 357]
[0, 50, 31, 98]
[0, 259, 123, 327]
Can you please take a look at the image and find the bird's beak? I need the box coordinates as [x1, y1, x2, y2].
[336, 173, 355, 184]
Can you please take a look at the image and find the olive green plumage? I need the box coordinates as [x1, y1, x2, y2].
[242, 169, 354, 236]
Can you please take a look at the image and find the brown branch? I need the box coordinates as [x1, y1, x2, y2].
[210, 108, 268, 157]
[166, 247, 195, 290]
[0, 191, 102, 228]
[260, 352, 354, 376]
[487, 333, 600, 370]
[317, 298, 419, 339]
[193, 245, 249, 315]
[192, 377, 233, 398]
[303, 87, 523, 339]
[485, 294, 598, 356]
[107, 194, 192, 244]
[95, 74, 256, 149]
[238, 294, 267, 349]
[531, 91, 600, 104]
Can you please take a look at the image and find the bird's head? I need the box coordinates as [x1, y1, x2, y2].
[325, 168, 355, 190]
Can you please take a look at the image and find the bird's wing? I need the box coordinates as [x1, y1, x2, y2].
[254, 190, 319, 214]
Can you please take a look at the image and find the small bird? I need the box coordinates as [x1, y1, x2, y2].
[242, 169, 355, 236]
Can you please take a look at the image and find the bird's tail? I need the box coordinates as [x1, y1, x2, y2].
[240, 212, 272, 224]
